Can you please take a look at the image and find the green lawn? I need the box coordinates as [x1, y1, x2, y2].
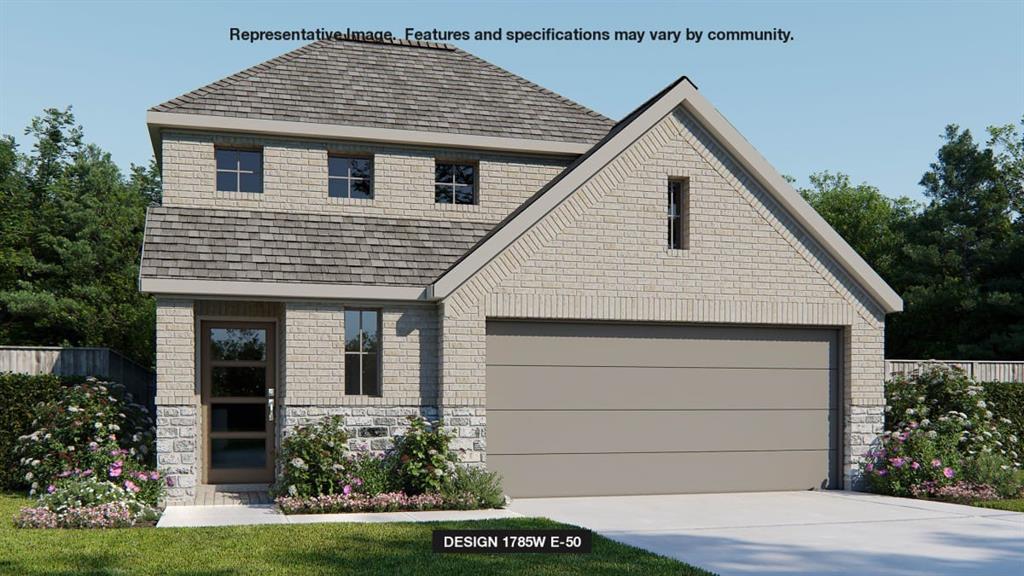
[973, 498, 1024, 512]
[0, 494, 713, 576]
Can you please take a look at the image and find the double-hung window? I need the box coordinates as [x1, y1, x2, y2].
[344, 309, 380, 396]
[328, 156, 373, 199]
[435, 162, 477, 204]
[215, 148, 263, 193]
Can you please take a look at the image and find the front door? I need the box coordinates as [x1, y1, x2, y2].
[201, 321, 276, 484]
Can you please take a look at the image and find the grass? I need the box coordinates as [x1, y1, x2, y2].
[0, 493, 714, 576]
[972, 498, 1024, 512]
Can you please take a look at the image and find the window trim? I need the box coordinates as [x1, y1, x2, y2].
[668, 177, 689, 250]
[327, 154, 374, 199]
[344, 308, 382, 396]
[434, 160, 479, 205]
[214, 147, 263, 194]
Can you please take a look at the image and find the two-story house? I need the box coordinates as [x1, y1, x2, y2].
[140, 37, 901, 504]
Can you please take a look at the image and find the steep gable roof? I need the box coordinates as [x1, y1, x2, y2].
[432, 77, 904, 314]
[150, 38, 613, 146]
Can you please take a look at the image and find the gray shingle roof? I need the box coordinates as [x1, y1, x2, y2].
[140, 206, 493, 286]
[151, 38, 614, 145]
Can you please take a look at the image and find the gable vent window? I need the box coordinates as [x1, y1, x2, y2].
[215, 148, 263, 193]
[668, 178, 689, 250]
[329, 156, 373, 199]
[435, 162, 477, 204]
[344, 309, 381, 396]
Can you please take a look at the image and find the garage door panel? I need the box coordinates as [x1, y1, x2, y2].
[487, 322, 836, 369]
[487, 365, 835, 410]
[488, 410, 833, 454]
[485, 321, 840, 496]
[489, 451, 835, 497]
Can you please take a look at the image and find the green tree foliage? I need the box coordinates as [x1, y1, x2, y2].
[0, 108, 158, 367]
[799, 171, 917, 281]
[803, 118, 1023, 360]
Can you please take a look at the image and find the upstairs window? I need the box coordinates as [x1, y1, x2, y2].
[329, 156, 373, 199]
[215, 148, 262, 193]
[435, 162, 477, 204]
[668, 178, 689, 250]
[344, 309, 380, 396]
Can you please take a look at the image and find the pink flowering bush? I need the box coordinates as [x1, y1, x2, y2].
[863, 365, 1023, 500]
[14, 378, 162, 505]
[15, 501, 138, 529]
[910, 481, 999, 503]
[16, 476, 159, 529]
[275, 491, 478, 514]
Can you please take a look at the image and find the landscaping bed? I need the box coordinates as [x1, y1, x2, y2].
[271, 415, 505, 515]
[862, 365, 1023, 509]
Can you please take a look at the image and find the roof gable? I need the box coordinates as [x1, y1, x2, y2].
[432, 77, 903, 314]
[151, 38, 613, 146]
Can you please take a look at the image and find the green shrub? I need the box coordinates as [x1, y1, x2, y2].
[14, 377, 161, 504]
[0, 373, 73, 489]
[983, 382, 1024, 453]
[345, 452, 396, 495]
[272, 416, 349, 497]
[387, 416, 457, 495]
[443, 466, 505, 508]
[864, 365, 1023, 500]
[961, 451, 1024, 499]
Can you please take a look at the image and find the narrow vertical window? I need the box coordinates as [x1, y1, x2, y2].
[344, 309, 380, 396]
[668, 179, 688, 249]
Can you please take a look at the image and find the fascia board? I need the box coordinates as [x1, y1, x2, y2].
[146, 111, 591, 157]
[140, 278, 432, 301]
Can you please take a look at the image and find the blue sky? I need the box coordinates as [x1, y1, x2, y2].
[1, 0, 1021, 202]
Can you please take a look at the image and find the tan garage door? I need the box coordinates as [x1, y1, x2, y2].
[486, 321, 841, 497]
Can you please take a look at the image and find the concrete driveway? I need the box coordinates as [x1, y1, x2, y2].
[509, 490, 1023, 575]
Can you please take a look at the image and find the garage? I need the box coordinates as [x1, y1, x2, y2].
[486, 321, 841, 497]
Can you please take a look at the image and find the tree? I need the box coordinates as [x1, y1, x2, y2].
[887, 123, 1023, 359]
[798, 171, 916, 281]
[0, 108, 158, 367]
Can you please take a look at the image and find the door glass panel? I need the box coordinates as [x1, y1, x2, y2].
[210, 328, 266, 361]
[211, 366, 266, 397]
[211, 403, 266, 432]
[210, 438, 266, 469]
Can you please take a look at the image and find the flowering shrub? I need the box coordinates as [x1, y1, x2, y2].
[387, 416, 458, 495]
[15, 476, 159, 529]
[272, 416, 350, 497]
[442, 466, 505, 509]
[15, 378, 159, 503]
[276, 491, 478, 514]
[863, 365, 1023, 500]
[15, 501, 139, 529]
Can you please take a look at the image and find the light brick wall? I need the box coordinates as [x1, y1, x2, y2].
[439, 107, 888, 488]
[283, 302, 438, 406]
[161, 131, 568, 223]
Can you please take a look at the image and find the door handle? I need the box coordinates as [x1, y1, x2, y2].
[267, 388, 275, 422]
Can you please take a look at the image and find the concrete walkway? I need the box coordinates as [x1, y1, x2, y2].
[509, 490, 1024, 576]
[157, 504, 522, 528]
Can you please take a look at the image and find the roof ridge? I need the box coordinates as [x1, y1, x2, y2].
[450, 47, 612, 123]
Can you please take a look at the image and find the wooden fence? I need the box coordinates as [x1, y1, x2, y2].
[885, 359, 1024, 383]
[0, 346, 155, 412]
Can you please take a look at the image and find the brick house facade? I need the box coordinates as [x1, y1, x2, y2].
[142, 38, 900, 503]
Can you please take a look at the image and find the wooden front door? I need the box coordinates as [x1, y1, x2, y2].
[201, 321, 276, 484]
